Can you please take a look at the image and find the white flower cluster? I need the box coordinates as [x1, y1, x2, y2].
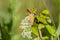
[21, 29, 32, 39]
[20, 15, 33, 39]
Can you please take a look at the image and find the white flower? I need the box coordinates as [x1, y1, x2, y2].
[26, 31, 32, 39]
[19, 14, 34, 39]
[20, 16, 33, 29]
[20, 25, 29, 29]
[21, 30, 32, 39]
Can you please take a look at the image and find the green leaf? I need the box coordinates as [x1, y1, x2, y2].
[38, 24, 45, 29]
[36, 16, 47, 24]
[46, 25, 56, 36]
[42, 10, 49, 15]
[42, 36, 49, 40]
[30, 27, 39, 36]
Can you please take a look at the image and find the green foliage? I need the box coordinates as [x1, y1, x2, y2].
[36, 16, 47, 24]
[42, 36, 49, 40]
[34, 9, 57, 40]
[46, 25, 56, 36]
[42, 10, 49, 15]
[38, 24, 45, 29]
[30, 27, 39, 36]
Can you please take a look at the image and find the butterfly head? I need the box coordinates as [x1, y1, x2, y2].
[27, 8, 36, 15]
[27, 8, 37, 23]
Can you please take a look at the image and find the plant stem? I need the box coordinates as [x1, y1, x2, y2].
[58, 36, 59, 40]
[51, 36, 53, 40]
[37, 25, 42, 40]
